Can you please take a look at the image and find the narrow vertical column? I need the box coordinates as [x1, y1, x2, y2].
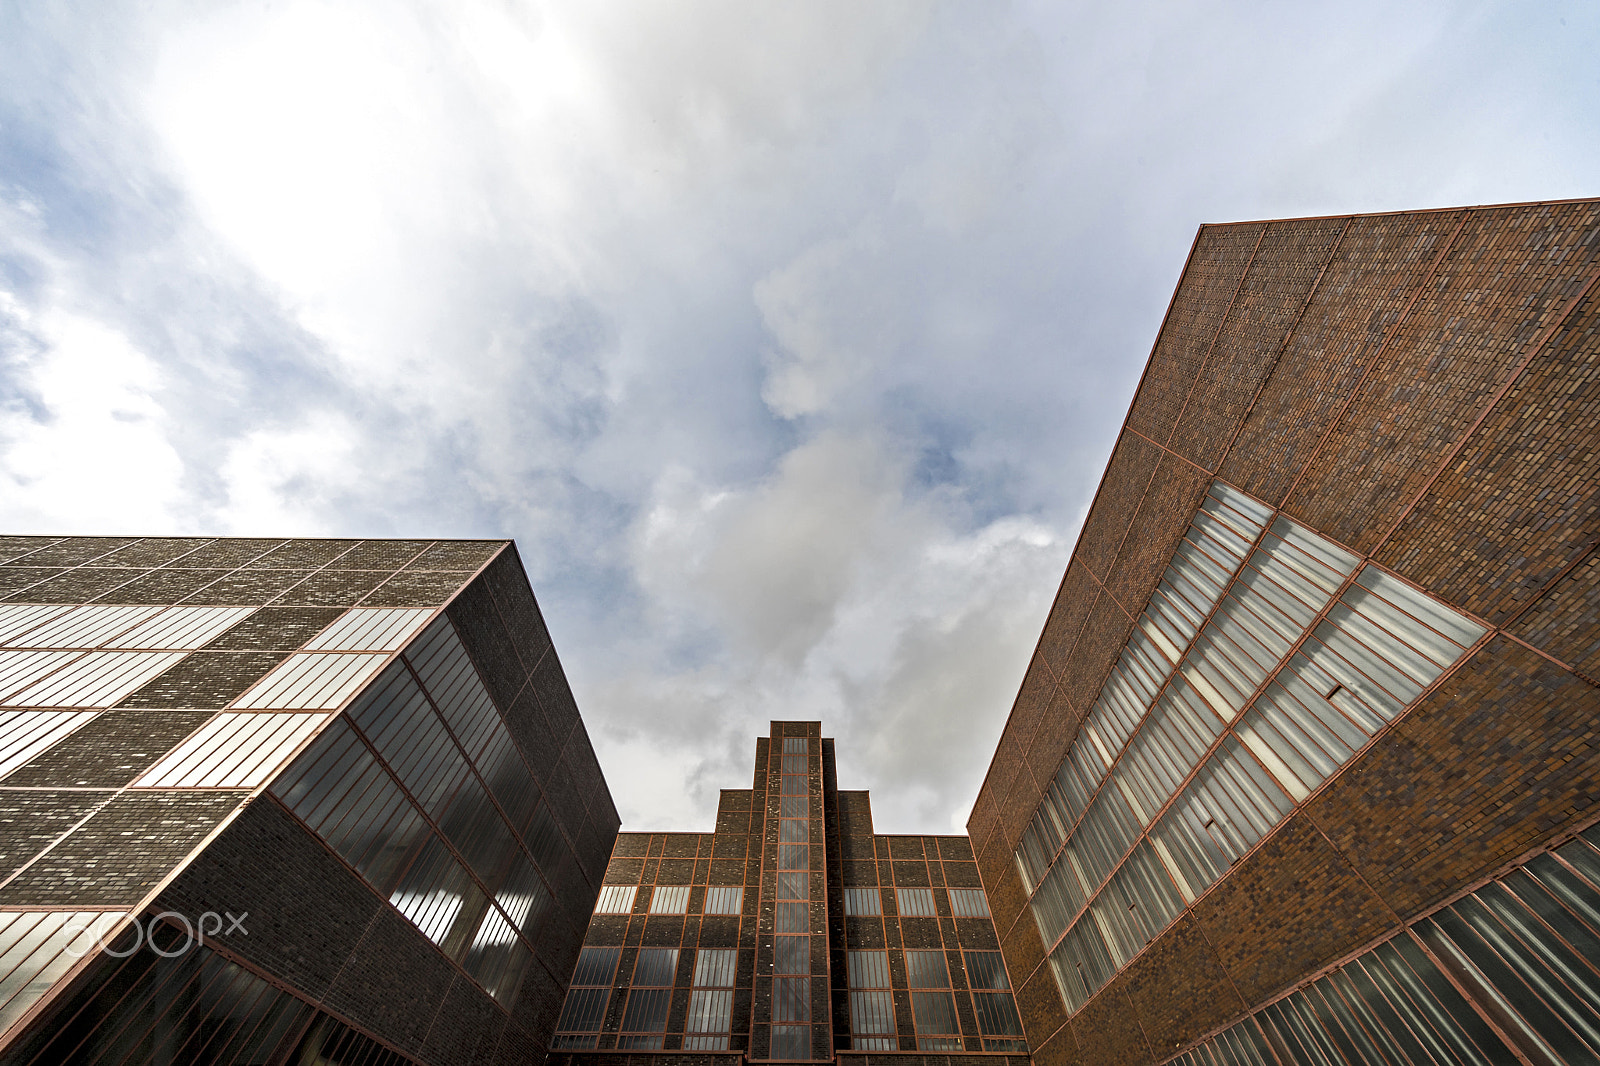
[750, 721, 830, 1061]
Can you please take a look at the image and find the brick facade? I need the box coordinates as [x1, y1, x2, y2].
[972, 198, 1600, 1065]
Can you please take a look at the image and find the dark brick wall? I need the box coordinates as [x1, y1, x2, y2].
[971, 198, 1600, 1066]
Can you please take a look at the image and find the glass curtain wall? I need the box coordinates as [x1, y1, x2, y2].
[269, 616, 563, 1008]
[1020, 482, 1488, 1013]
[0, 917, 417, 1066]
[1167, 824, 1600, 1066]
[771, 736, 814, 1060]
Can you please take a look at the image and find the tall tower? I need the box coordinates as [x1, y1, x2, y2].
[549, 722, 1030, 1062]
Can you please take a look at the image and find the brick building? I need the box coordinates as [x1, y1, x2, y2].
[547, 722, 1029, 1065]
[968, 199, 1600, 1066]
[0, 536, 615, 1064]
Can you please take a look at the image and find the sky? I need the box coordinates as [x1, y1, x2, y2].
[1, 1, 1596, 834]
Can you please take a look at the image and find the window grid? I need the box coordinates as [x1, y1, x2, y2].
[896, 888, 936, 917]
[847, 950, 896, 1051]
[555, 829, 752, 1053]
[617, 947, 678, 1048]
[907, 948, 961, 1051]
[1165, 824, 1600, 1066]
[1022, 481, 1488, 1015]
[686, 948, 737, 1050]
[268, 619, 567, 1011]
[767, 733, 814, 1061]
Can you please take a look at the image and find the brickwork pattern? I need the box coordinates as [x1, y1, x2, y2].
[970, 198, 1600, 1066]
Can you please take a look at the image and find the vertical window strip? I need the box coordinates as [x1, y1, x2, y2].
[1026, 479, 1487, 1016]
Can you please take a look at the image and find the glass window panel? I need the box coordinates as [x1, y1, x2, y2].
[1221, 589, 1296, 665]
[523, 803, 568, 876]
[780, 754, 807, 773]
[911, 990, 960, 1035]
[1236, 557, 1321, 631]
[1029, 854, 1085, 947]
[632, 947, 678, 986]
[780, 795, 808, 818]
[778, 844, 809, 870]
[1211, 481, 1274, 532]
[1140, 605, 1186, 666]
[1191, 509, 1252, 567]
[1301, 633, 1404, 722]
[1170, 539, 1229, 610]
[495, 852, 551, 938]
[779, 773, 806, 795]
[1070, 786, 1141, 893]
[777, 871, 808, 899]
[949, 889, 990, 917]
[1343, 584, 1466, 668]
[779, 819, 809, 843]
[1318, 615, 1426, 705]
[1326, 603, 1440, 687]
[850, 989, 895, 1033]
[1458, 888, 1600, 1054]
[1242, 677, 1374, 802]
[595, 886, 637, 913]
[965, 951, 1010, 990]
[1356, 566, 1486, 650]
[845, 888, 881, 916]
[772, 977, 810, 1022]
[403, 620, 501, 760]
[649, 886, 690, 914]
[620, 987, 671, 1033]
[1273, 516, 1360, 583]
[973, 992, 1024, 1036]
[1055, 735, 1110, 825]
[464, 907, 530, 1006]
[1374, 936, 1510, 1066]
[782, 737, 808, 754]
[704, 886, 743, 915]
[905, 950, 950, 988]
[1276, 653, 1387, 738]
[437, 774, 516, 887]
[389, 833, 477, 948]
[687, 990, 732, 1034]
[347, 667, 467, 817]
[776, 901, 808, 933]
[896, 888, 936, 917]
[775, 936, 810, 975]
[848, 950, 890, 988]
[1327, 963, 1442, 1066]
[1049, 917, 1116, 1013]
[474, 724, 539, 834]
[771, 1023, 811, 1057]
[694, 949, 738, 987]
[572, 946, 620, 987]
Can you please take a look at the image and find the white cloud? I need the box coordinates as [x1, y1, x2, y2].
[0, 289, 185, 533]
[2, 0, 1597, 835]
